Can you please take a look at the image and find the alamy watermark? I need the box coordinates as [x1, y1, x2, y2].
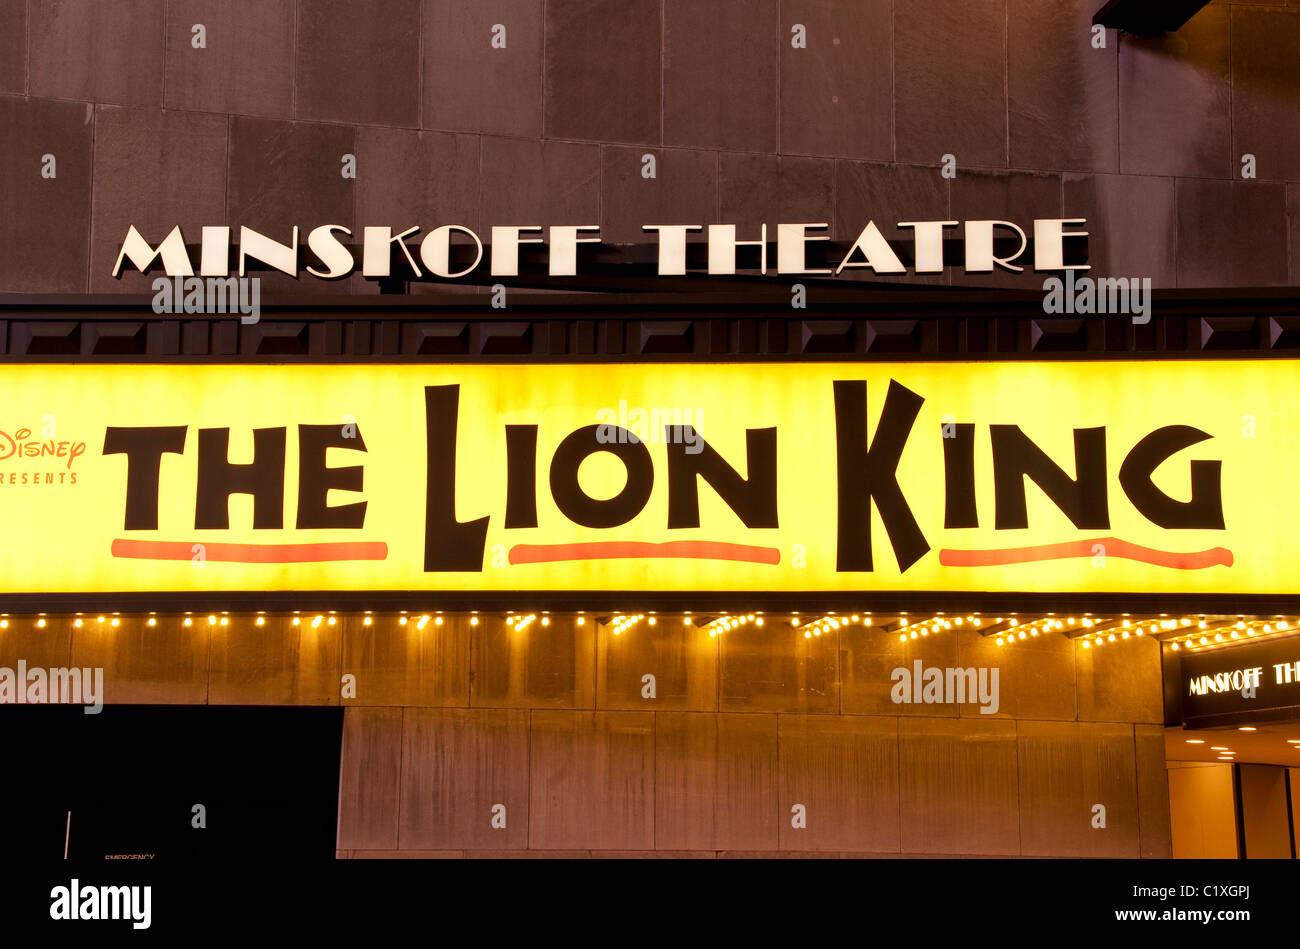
[0, 661, 104, 713]
[890, 660, 1000, 714]
[50, 880, 151, 929]
[151, 275, 261, 324]
[596, 400, 705, 454]
[1042, 271, 1151, 324]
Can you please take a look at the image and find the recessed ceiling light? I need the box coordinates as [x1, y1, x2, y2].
[1185, 739, 1205, 744]
[1210, 746, 1229, 751]
[1239, 726, 1257, 732]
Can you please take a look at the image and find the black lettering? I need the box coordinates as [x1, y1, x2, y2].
[195, 428, 286, 529]
[504, 425, 539, 529]
[942, 422, 978, 528]
[666, 426, 777, 529]
[424, 385, 489, 571]
[103, 426, 187, 530]
[1119, 425, 1224, 529]
[296, 424, 367, 529]
[833, 380, 929, 572]
[991, 425, 1108, 529]
[549, 425, 652, 529]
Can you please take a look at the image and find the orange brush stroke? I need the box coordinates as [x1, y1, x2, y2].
[939, 537, 1232, 570]
[509, 540, 781, 565]
[111, 539, 388, 563]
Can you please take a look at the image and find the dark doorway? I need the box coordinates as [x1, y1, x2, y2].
[0, 705, 344, 863]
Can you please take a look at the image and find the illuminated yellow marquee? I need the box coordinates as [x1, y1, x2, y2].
[0, 361, 1292, 595]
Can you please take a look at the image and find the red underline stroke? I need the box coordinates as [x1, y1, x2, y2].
[509, 541, 781, 565]
[111, 539, 389, 563]
[939, 537, 1233, 570]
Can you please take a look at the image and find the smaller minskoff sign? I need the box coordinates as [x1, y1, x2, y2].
[1173, 636, 1300, 727]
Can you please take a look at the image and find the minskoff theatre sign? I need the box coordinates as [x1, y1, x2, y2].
[111, 218, 1090, 280]
[0, 361, 1287, 595]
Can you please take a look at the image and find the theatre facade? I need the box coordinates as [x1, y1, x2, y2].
[2, 267, 1299, 858]
[2, 0, 1299, 862]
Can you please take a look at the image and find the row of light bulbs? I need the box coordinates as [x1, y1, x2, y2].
[5, 612, 1298, 651]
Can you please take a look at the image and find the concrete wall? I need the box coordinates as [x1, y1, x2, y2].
[332, 615, 1167, 857]
[1, 0, 1298, 295]
[0, 612, 1171, 855]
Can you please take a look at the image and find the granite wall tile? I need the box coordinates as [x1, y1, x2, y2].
[70, 615, 209, 705]
[296, 0, 421, 127]
[778, 715, 900, 852]
[1230, 7, 1300, 182]
[1175, 178, 1289, 287]
[898, 717, 1020, 854]
[478, 137, 600, 224]
[1008, 0, 1119, 173]
[90, 106, 229, 293]
[0, 0, 25, 94]
[896, 0, 1006, 167]
[528, 710, 655, 849]
[780, 0, 891, 160]
[29, 0, 165, 107]
[719, 622, 838, 713]
[165, 0, 295, 118]
[1119, 5, 1232, 178]
[0, 96, 93, 292]
[423, 0, 542, 137]
[663, 0, 777, 152]
[544, 0, 661, 144]
[337, 706, 403, 850]
[1064, 173, 1177, 286]
[399, 708, 530, 850]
